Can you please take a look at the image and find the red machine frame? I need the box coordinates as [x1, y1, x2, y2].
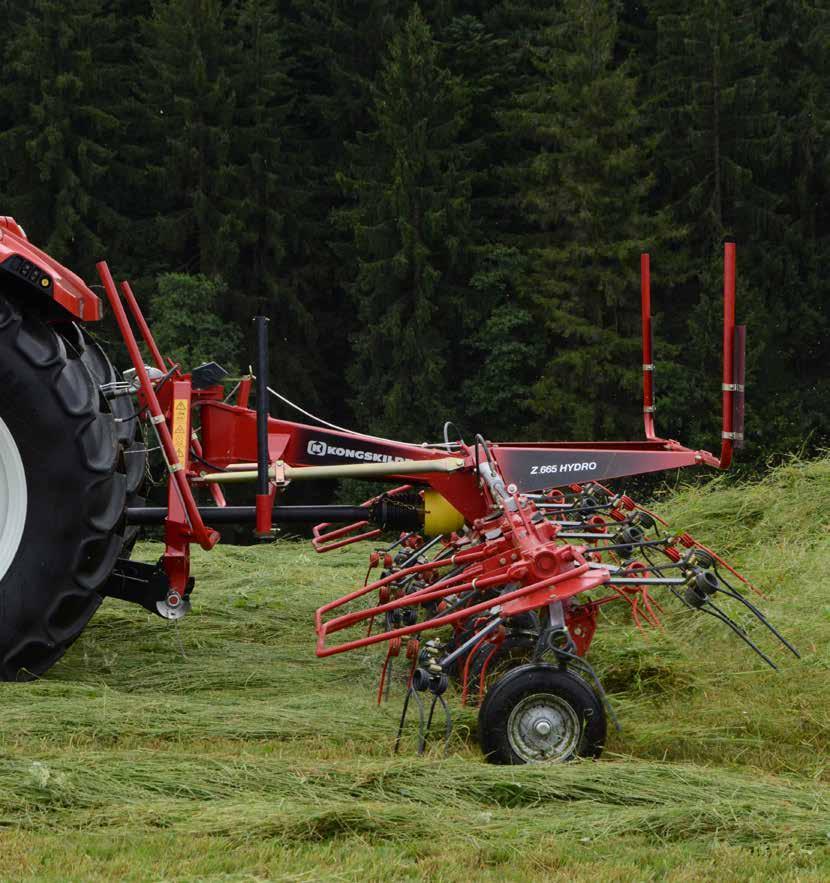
[85, 245, 745, 617]
[5, 215, 799, 765]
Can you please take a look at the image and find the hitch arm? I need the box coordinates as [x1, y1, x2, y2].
[96, 261, 219, 552]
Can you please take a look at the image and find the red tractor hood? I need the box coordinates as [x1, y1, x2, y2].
[0, 217, 101, 321]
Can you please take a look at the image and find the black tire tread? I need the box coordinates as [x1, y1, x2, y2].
[62, 325, 147, 552]
[0, 295, 126, 679]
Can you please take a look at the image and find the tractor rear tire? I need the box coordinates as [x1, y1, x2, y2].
[0, 296, 126, 680]
[58, 323, 147, 552]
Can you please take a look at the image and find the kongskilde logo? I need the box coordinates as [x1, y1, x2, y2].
[307, 439, 406, 463]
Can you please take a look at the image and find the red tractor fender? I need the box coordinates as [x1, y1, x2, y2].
[0, 216, 101, 321]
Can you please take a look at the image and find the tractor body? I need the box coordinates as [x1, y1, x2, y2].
[0, 218, 102, 321]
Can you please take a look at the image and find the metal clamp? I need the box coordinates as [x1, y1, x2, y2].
[721, 431, 744, 440]
[271, 461, 287, 486]
[642, 363, 655, 372]
[151, 414, 166, 425]
[721, 383, 745, 392]
[643, 405, 656, 414]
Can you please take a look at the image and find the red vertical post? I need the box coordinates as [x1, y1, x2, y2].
[164, 379, 194, 599]
[640, 253, 657, 439]
[719, 243, 736, 468]
[97, 261, 219, 551]
[120, 281, 166, 371]
[121, 278, 226, 507]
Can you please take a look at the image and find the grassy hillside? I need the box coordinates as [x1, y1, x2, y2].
[1, 458, 829, 881]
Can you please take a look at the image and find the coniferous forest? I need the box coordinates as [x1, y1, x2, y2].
[1, 1, 827, 467]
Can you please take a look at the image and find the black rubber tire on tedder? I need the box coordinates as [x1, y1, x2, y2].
[478, 664, 607, 765]
[0, 295, 126, 680]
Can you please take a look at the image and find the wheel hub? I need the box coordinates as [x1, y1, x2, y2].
[507, 692, 581, 762]
[0, 414, 27, 581]
[533, 719, 552, 736]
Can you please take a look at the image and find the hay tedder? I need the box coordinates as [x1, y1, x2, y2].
[0, 217, 798, 763]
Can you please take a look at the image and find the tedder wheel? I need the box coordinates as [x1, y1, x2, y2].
[464, 629, 538, 702]
[478, 664, 607, 765]
[0, 295, 126, 680]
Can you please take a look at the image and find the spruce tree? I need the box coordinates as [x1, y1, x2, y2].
[0, 0, 124, 275]
[276, 0, 408, 421]
[231, 0, 291, 316]
[649, 1, 788, 455]
[336, 6, 473, 439]
[742, 0, 830, 453]
[142, 0, 239, 278]
[504, 0, 678, 439]
[458, 246, 542, 440]
[228, 0, 324, 404]
[652, 0, 781, 245]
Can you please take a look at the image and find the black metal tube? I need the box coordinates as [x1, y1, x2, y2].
[607, 576, 686, 586]
[254, 316, 270, 496]
[127, 505, 370, 526]
[439, 617, 502, 669]
[732, 325, 746, 449]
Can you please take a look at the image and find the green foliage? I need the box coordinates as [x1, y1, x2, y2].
[652, 0, 781, 245]
[646, 0, 830, 459]
[0, 0, 826, 462]
[336, 6, 474, 439]
[459, 246, 541, 440]
[142, 0, 239, 277]
[503, 0, 681, 439]
[0, 0, 124, 276]
[230, 0, 291, 321]
[151, 273, 242, 371]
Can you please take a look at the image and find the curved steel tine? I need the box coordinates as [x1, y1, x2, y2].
[714, 572, 801, 658]
[395, 685, 427, 754]
[412, 689, 427, 754]
[437, 693, 453, 755]
[394, 688, 412, 754]
[669, 585, 687, 603]
[425, 693, 438, 738]
[547, 645, 621, 733]
[700, 599, 779, 670]
[423, 692, 453, 756]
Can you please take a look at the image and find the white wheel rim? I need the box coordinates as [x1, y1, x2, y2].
[0, 414, 27, 581]
[507, 692, 581, 763]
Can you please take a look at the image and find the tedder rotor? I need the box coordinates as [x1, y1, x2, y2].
[0, 220, 798, 764]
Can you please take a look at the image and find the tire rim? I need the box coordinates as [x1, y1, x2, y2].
[0, 414, 27, 581]
[507, 692, 581, 763]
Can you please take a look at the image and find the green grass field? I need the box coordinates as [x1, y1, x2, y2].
[2, 459, 829, 881]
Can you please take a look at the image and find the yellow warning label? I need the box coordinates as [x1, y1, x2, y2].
[171, 398, 190, 466]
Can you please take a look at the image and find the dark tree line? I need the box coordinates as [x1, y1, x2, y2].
[0, 0, 827, 468]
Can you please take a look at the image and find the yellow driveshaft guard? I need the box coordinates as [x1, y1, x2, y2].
[423, 489, 465, 536]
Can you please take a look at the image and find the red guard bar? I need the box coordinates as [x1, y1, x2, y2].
[120, 280, 166, 371]
[720, 243, 736, 468]
[641, 253, 656, 439]
[122, 278, 226, 508]
[96, 261, 219, 551]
